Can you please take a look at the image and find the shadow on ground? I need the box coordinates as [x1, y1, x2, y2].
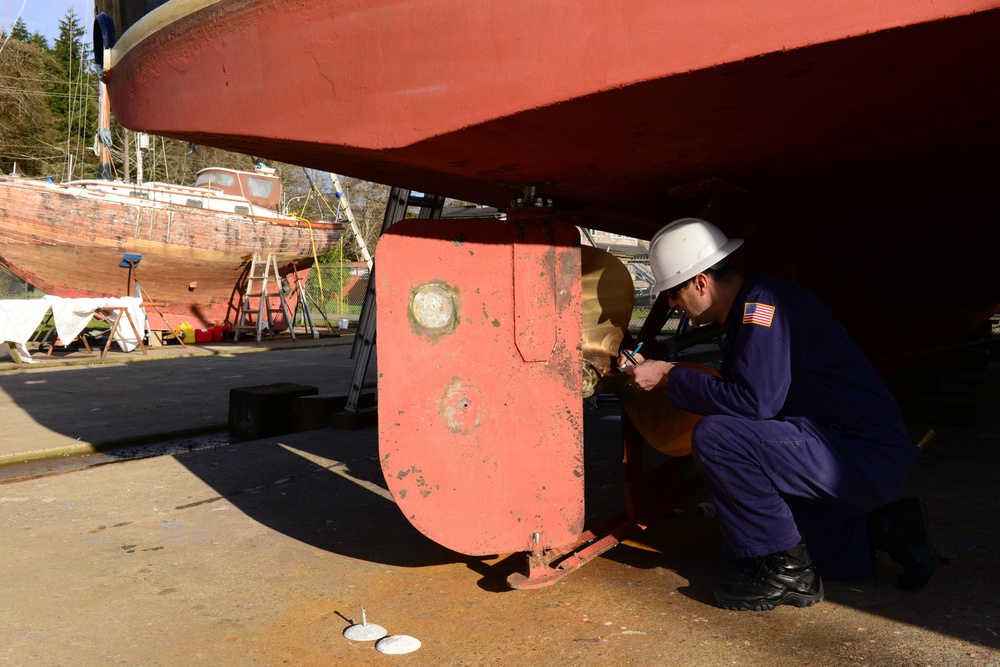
[169, 355, 1000, 655]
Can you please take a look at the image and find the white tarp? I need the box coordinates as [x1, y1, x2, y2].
[0, 296, 147, 363]
[0, 299, 53, 362]
[43, 296, 146, 352]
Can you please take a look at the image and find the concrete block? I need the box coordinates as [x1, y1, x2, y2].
[229, 383, 319, 439]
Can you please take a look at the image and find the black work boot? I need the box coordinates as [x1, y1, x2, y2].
[714, 541, 824, 611]
[867, 497, 936, 590]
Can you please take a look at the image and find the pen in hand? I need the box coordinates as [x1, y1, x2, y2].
[620, 342, 643, 368]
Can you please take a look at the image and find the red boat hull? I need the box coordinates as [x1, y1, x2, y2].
[100, 0, 1000, 364]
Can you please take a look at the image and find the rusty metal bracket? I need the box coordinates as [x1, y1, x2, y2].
[507, 409, 704, 590]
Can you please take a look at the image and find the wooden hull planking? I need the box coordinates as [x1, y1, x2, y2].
[0, 176, 343, 329]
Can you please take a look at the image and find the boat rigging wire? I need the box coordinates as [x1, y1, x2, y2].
[64, 22, 96, 181]
[0, 0, 28, 55]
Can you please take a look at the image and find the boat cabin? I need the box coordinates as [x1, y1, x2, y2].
[194, 165, 282, 212]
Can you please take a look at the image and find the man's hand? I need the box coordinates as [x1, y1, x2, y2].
[617, 349, 645, 369]
[624, 359, 674, 391]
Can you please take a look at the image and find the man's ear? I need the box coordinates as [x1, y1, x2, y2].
[693, 272, 709, 293]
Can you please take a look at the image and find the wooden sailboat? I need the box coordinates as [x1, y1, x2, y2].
[0, 80, 344, 330]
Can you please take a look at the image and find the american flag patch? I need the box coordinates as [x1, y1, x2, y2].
[743, 302, 776, 327]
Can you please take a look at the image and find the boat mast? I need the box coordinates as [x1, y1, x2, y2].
[135, 132, 145, 185]
[330, 173, 373, 270]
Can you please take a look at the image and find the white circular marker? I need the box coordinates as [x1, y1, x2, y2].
[375, 634, 421, 655]
[342, 607, 387, 641]
[343, 622, 387, 641]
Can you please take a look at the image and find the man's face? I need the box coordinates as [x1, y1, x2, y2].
[668, 274, 711, 324]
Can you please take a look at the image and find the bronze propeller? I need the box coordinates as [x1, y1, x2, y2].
[580, 246, 718, 457]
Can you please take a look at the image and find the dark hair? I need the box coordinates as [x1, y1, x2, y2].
[704, 259, 737, 283]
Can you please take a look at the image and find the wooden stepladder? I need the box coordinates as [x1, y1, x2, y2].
[234, 253, 297, 343]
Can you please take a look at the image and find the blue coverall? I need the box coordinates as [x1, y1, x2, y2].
[666, 272, 920, 580]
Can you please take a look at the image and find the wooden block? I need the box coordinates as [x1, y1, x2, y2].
[293, 393, 376, 432]
[228, 383, 319, 440]
[330, 407, 378, 430]
[293, 395, 347, 432]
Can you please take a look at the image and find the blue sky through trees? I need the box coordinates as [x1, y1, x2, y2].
[4, 0, 93, 45]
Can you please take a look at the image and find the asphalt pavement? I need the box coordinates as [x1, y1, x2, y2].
[0, 334, 361, 464]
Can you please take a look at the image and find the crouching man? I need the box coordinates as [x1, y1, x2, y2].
[622, 218, 934, 611]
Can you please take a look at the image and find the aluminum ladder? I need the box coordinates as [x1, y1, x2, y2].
[336, 188, 445, 425]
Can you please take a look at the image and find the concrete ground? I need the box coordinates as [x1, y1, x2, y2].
[0, 335, 999, 666]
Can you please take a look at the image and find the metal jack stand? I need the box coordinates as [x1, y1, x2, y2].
[285, 261, 322, 338]
[506, 410, 703, 589]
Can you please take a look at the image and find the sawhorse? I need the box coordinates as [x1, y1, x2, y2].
[98, 306, 148, 359]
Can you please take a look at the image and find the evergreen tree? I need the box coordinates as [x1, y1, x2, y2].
[0, 38, 61, 176]
[9, 19, 29, 41]
[27, 32, 49, 50]
[4, 18, 49, 49]
[47, 8, 98, 177]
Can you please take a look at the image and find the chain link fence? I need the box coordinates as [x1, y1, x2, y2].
[299, 264, 370, 324]
[0, 267, 38, 299]
[629, 294, 687, 336]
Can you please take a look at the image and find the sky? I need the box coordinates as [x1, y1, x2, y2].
[2, 0, 94, 44]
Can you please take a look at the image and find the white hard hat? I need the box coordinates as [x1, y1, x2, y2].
[649, 218, 743, 293]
